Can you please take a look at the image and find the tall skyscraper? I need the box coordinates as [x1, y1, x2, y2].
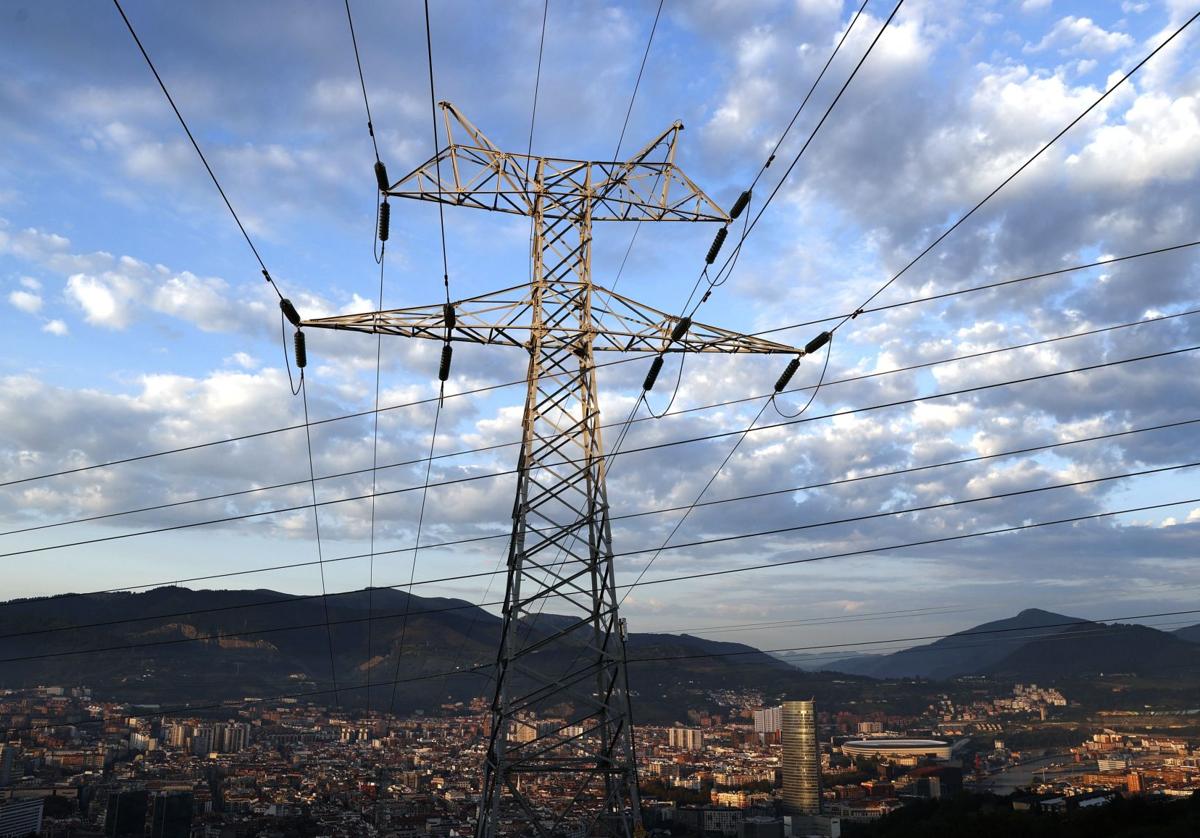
[782, 699, 820, 815]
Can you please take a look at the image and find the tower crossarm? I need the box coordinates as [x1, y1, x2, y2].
[384, 102, 730, 222]
[300, 282, 802, 355]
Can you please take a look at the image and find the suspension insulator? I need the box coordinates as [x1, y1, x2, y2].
[804, 330, 831, 355]
[444, 303, 457, 331]
[374, 160, 390, 192]
[774, 356, 801, 393]
[438, 343, 453, 382]
[378, 201, 390, 242]
[643, 355, 664, 391]
[669, 316, 692, 344]
[705, 226, 729, 264]
[729, 190, 751, 220]
[294, 330, 307, 369]
[279, 298, 301, 327]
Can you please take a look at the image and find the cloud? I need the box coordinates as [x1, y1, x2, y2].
[1026, 16, 1134, 55]
[42, 319, 68, 336]
[2, 0, 1199, 645]
[8, 288, 42, 313]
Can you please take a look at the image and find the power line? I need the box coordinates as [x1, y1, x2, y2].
[748, 0, 871, 195]
[9, 304, 1194, 541]
[380, 0, 457, 716]
[594, 1, 897, 596]
[7, 604, 1200, 735]
[8, 414, 1193, 642]
[110, 0, 342, 707]
[342, 0, 390, 712]
[5, 341, 1196, 560]
[4, 460, 1194, 665]
[681, 0, 902, 323]
[343, 0, 381, 164]
[300, 377, 340, 706]
[624, 494, 1200, 590]
[605, 0, 666, 295]
[748, 240, 1200, 340]
[0, 353, 647, 490]
[109, 0, 282, 299]
[6, 238, 1192, 492]
[597, 0, 899, 543]
[830, 10, 1200, 333]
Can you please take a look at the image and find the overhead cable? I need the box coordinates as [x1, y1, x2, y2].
[7, 240, 1194, 491]
[4, 460, 1195, 664]
[7, 604, 1200, 736]
[830, 10, 1200, 333]
[4, 341, 1196, 559]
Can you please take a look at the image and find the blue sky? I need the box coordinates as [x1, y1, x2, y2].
[2, 0, 1199, 656]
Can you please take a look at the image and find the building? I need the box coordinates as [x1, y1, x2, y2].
[0, 798, 43, 838]
[754, 707, 783, 737]
[669, 727, 704, 751]
[904, 766, 962, 799]
[739, 815, 784, 838]
[0, 746, 14, 788]
[856, 721, 883, 735]
[782, 700, 820, 815]
[105, 789, 148, 837]
[784, 814, 842, 838]
[676, 806, 742, 836]
[840, 739, 952, 762]
[151, 791, 193, 838]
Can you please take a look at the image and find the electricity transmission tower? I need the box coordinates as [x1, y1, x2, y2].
[303, 102, 800, 838]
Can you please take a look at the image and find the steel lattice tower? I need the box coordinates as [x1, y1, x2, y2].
[303, 103, 800, 838]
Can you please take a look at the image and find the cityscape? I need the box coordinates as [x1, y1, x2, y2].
[3, 1, 1200, 837]
[2, 674, 1199, 836]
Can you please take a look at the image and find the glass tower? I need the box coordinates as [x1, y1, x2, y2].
[782, 699, 821, 814]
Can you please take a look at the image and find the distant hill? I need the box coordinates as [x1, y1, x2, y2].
[773, 650, 883, 671]
[1173, 623, 1200, 644]
[0, 586, 842, 721]
[783, 609, 1200, 682]
[817, 609, 1084, 680]
[984, 621, 1200, 679]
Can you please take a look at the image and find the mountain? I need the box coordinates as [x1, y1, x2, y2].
[772, 650, 883, 672]
[1173, 623, 1200, 644]
[816, 609, 1084, 680]
[983, 621, 1200, 679]
[0, 586, 834, 721]
[780, 609, 1200, 682]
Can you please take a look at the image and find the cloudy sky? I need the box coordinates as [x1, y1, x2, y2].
[2, 0, 1199, 661]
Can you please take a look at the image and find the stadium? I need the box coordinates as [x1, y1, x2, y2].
[841, 739, 953, 761]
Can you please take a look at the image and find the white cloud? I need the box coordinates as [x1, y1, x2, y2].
[65, 271, 137, 328]
[1066, 92, 1200, 188]
[19, 276, 41, 290]
[1027, 16, 1134, 55]
[227, 352, 259, 369]
[1020, 0, 1052, 12]
[8, 288, 42, 313]
[42, 319, 69, 336]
